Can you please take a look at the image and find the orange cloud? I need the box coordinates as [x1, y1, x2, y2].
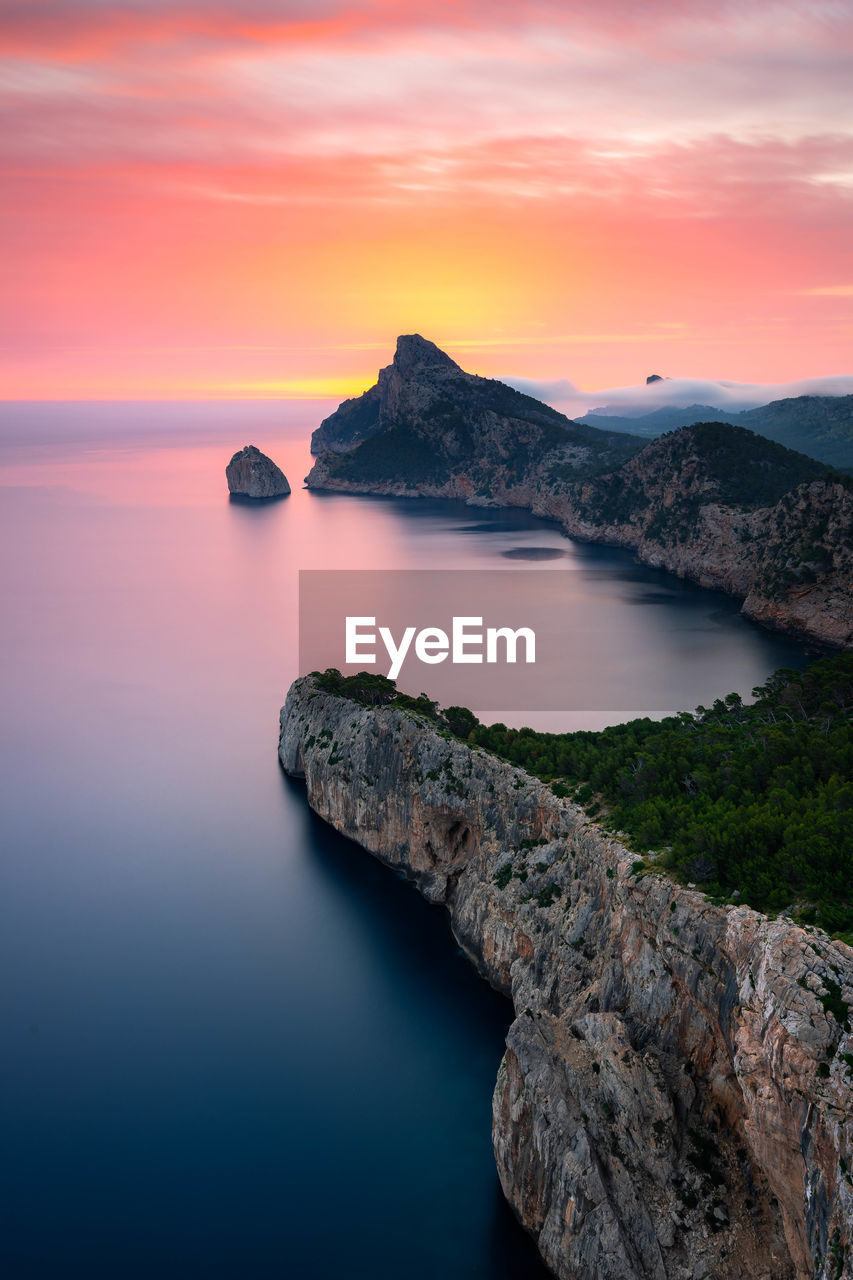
[1, 0, 851, 397]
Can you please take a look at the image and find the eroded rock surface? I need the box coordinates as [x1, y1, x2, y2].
[556, 450, 853, 650]
[307, 332, 641, 478]
[280, 676, 853, 1280]
[226, 444, 290, 499]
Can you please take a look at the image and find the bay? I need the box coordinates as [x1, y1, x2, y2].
[0, 402, 808, 1277]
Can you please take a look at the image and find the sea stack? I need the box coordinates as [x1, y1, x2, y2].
[226, 445, 290, 499]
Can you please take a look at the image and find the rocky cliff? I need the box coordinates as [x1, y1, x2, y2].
[308, 333, 642, 487]
[741, 481, 853, 648]
[226, 444, 290, 498]
[550, 429, 853, 649]
[280, 677, 853, 1280]
[307, 341, 852, 648]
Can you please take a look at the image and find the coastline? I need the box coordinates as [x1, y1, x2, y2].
[304, 471, 853, 652]
[279, 675, 853, 1280]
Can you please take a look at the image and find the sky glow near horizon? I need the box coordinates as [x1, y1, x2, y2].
[1, 0, 852, 400]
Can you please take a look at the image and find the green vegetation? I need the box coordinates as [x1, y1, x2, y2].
[321, 366, 643, 491]
[309, 655, 853, 938]
[577, 394, 853, 471]
[567, 422, 830, 538]
[421, 378, 572, 437]
[494, 862, 513, 889]
[740, 394, 853, 471]
[819, 977, 851, 1031]
[329, 423, 450, 486]
[753, 473, 852, 596]
[653, 422, 826, 508]
[537, 883, 561, 908]
[312, 668, 398, 705]
[468, 654, 853, 938]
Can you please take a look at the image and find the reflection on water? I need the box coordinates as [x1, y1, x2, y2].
[501, 546, 568, 560]
[0, 401, 810, 1278]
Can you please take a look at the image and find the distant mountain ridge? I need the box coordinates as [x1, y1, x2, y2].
[580, 403, 740, 436]
[307, 337, 852, 648]
[577, 395, 853, 469]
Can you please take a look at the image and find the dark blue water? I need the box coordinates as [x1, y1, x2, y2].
[0, 403, 810, 1278]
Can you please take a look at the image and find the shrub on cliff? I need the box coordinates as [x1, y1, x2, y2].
[311, 669, 397, 706]
[307, 656, 853, 938]
[468, 654, 853, 938]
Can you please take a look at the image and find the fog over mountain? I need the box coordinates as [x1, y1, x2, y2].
[506, 373, 853, 420]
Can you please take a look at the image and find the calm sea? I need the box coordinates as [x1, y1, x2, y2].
[0, 402, 809, 1278]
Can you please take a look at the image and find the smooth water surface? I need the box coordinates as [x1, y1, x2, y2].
[0, 402, 809, 1278]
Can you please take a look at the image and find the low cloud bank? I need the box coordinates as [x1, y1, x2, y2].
[505, 374, 853, 420]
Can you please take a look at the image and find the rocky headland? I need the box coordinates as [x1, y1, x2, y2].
[306, 338, 853, 650]
[280, 675, 853, 1280]
[226, 444, 291, 499]
[552, 431, 853, 650]
[309, 333, 643, 481]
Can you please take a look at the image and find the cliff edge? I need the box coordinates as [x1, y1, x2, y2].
[280, 676, 853, 1280]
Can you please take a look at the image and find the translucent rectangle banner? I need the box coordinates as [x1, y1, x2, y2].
[298, 568, 721, 714]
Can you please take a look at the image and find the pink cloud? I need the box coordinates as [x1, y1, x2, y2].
[1, 0, 851, 395]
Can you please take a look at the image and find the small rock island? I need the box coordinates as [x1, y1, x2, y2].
[226, 445, 290, 499]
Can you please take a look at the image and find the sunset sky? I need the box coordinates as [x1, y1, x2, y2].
[2, 0, 852, 399]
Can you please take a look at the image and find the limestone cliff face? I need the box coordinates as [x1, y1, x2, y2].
[550, 453, 853, 649]
[742, 481, 853, 649]
[307, 333, 642, 488]
[310, 335, 462, 455]
[280, 677, 853, 1280]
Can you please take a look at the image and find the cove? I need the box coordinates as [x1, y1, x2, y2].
[0, 401, 811, 1277]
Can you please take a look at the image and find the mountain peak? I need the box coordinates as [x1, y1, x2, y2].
[392, 334, 461, 375]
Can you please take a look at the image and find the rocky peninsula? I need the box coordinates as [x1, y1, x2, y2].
[309, 333, 643, 478]
[280, 675, 853, 1280]
[307, 338, 852, 649]
[226, 444, 290, 499]
[551, 433, 853, 650]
